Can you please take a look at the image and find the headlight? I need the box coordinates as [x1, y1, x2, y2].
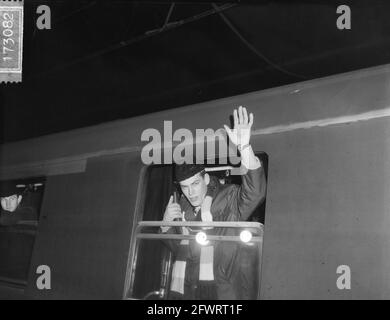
[240, 230, 252, 243]
[195, 231, 209, 245]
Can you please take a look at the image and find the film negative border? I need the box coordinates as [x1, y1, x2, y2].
[0, 0, 24, 83]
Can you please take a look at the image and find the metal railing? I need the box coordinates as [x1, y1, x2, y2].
[136, 221, 263, 242]
[126, 221, 264, 300]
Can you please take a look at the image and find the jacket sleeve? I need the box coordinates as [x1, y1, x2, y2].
[236, 156, 267, 221]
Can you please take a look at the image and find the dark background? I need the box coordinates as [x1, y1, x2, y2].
[1, 0, 389, 143]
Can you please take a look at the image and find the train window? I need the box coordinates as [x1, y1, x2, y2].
[0, 178, 45, 288]
[127, 153, 268, 300]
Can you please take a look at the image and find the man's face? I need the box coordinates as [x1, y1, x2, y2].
[0, 194, 22, 212]
[179, 172, 209, 207]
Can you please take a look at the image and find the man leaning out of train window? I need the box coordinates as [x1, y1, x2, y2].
[161, 106, 267, 300]
[0, 184, 38, 226]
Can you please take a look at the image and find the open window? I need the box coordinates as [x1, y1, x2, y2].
[125, 153, 268, 300]
[0, 178, 45, 288]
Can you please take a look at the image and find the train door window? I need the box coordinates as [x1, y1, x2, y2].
[126, 153, 268, 300]
[0, 178, 45, 288]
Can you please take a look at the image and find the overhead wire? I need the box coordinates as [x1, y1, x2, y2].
[28, 3, 237, 80]
[163, 3, 175, 28]
[211, 3, 308, 80]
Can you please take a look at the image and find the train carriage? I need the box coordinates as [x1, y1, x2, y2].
[0, 64, 389, 299]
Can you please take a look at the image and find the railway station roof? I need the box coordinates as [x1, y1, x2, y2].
[1, 0, 389, 143]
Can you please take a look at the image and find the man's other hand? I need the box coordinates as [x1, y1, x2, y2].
[161, 195, 182, 232]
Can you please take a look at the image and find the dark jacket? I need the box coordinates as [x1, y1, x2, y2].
[164, 162, 266, 299]
[0, 206, 38, 226]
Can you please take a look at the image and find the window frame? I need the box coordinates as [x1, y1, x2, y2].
[0, 178, 46, 289]
[124, 151, 268, 300]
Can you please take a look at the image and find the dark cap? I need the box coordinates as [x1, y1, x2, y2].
[0, 182, 24, 197]
[174, 163, 205, 182]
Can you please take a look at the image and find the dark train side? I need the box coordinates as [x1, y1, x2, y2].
[0, 64, 389, 299]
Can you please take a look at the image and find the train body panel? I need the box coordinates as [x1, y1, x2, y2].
[259, 116, 390, 299]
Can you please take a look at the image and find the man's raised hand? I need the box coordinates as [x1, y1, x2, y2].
[224, 106, 254, 148]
